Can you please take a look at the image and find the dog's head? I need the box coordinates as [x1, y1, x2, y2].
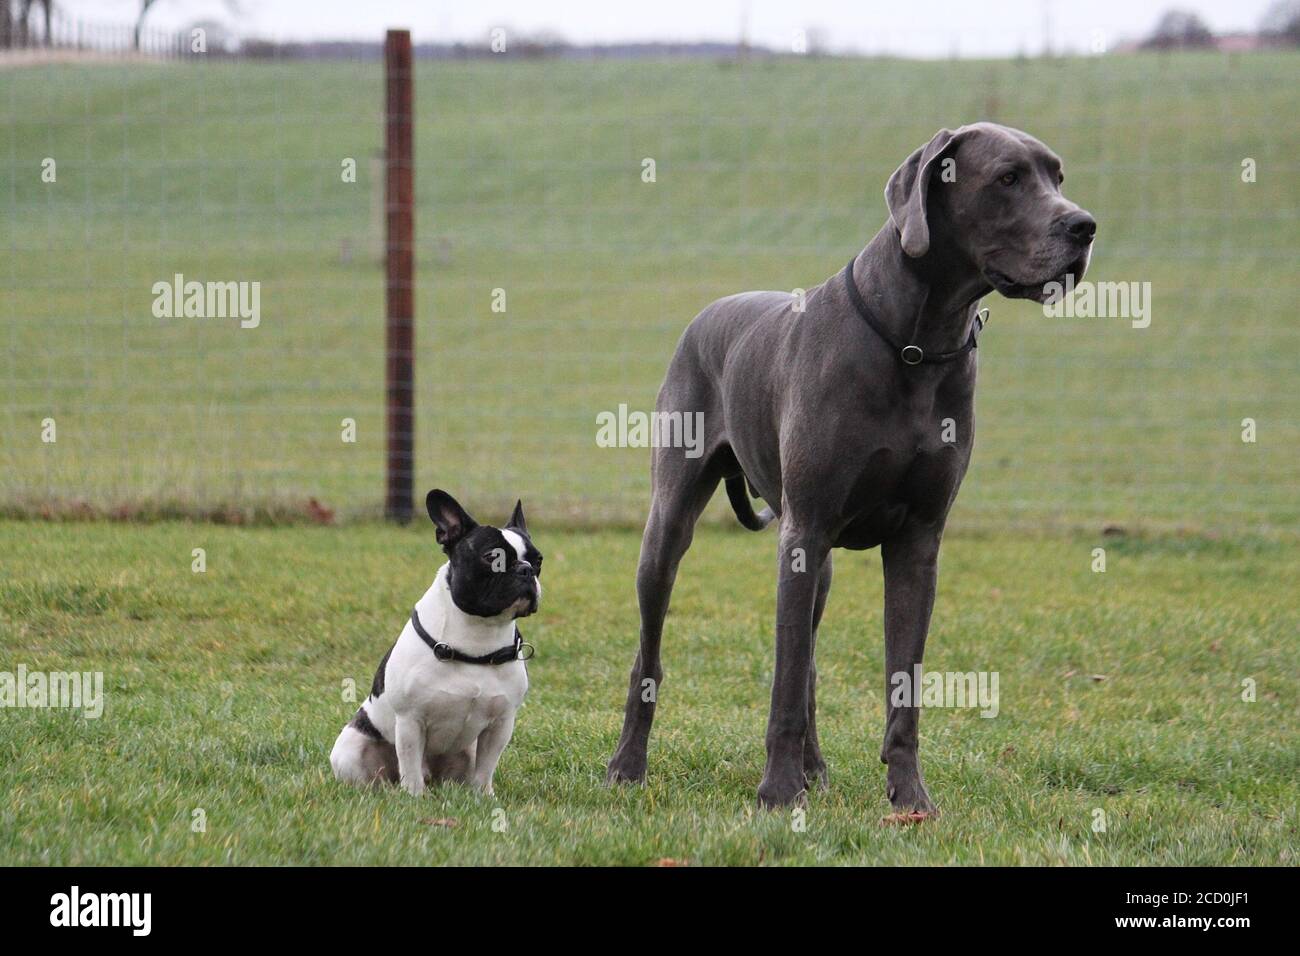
[425, 489, 542, 620]
[886, 122, 1095, 303]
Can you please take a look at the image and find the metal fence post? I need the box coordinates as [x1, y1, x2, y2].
[384, 29, 415, 522]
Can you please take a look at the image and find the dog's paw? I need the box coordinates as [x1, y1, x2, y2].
[605, 765, 646, 786]
[605, 751, 647, 786]
[757, 771, 807, 810]
[885, 772, 937, 817]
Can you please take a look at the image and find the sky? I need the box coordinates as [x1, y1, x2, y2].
[61, 0, 1282, 58]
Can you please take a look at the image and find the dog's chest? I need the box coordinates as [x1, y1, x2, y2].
[415, 664, 526, 751]
[362, 649, 527, 757]
[834, 436, 970, 548]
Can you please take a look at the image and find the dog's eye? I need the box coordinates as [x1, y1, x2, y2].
[999, 172, 1018, 187]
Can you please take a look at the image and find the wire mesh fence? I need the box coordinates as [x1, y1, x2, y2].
[2, 6, 206, 59]
[2, 38, 1297, 532]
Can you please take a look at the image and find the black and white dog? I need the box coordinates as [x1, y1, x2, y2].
[330, 490, 543, 796]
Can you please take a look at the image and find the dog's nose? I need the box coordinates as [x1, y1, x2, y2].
[514, 561, 533, 577]
[1062, 210, 1096, 244]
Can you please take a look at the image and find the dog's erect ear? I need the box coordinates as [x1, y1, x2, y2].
[426, 489, 477, 550]
[885, 127, 967, 258]
[507, 499, 528, 535]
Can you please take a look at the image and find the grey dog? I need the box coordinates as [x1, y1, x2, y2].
[606, 123, 1096, 813]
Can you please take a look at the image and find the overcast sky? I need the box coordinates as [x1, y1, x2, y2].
[61, 0, 1280, 57]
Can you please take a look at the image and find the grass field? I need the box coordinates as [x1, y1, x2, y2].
[1, 52, 1297, 866]
[1, 520, 1296, 865]
[2, 53, 1297, 529]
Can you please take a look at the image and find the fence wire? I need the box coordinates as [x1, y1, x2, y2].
[2, 41, 1297, 533]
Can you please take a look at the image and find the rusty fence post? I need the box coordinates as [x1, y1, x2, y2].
[384, 29, 414, 522]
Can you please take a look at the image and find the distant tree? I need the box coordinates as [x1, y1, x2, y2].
[36, 0, 49, 45]
[134, 0, 160, 51]
[1142, 9, 1216, 49]
[6, 0, 50, 47]
[515, 29, 568, 58]
[1259, 0, 1300, 45]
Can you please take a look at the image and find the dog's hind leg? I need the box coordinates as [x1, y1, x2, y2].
[606, 447, 723, 785]
[330, 726, 399, 786]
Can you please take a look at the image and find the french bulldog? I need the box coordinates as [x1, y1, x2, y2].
[330, 489, 542, 796]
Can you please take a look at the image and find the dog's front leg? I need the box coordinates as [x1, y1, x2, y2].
[804, 553, 833, 791]
[880, 523, 941, 816]
[471, 713, 516, 796]
[757, 520, 829, 809]
[394, 714, 426, 797]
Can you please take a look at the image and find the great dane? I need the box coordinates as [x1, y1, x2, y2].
[606, 123, 1095, 812]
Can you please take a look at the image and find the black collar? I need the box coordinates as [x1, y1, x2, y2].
[410, 608, 533, 665]
[842, 257, 987, 366]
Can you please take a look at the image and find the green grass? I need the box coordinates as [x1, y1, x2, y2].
[1, 520, 1295, 865]
[1, 51, 1296, 866]
[2, 53, 1298, 530]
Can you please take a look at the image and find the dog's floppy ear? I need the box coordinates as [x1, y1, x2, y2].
[885, 127, 967, 258]
[426, 489, 477, 550]
[507, 499, 528, 535]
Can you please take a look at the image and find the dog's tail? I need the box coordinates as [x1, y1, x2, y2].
[725, 475, 775, 531]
